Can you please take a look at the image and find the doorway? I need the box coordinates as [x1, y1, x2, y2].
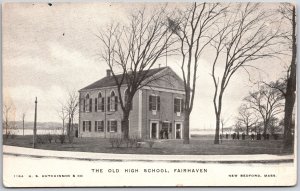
[150, 121, 159, 139]
[175, 123, 182, 139]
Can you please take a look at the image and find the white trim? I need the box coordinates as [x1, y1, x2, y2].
[150, 121, 159, 139]
[149, 94, 159, 112]
[95, 120, 104, 132]
[96, 91, 103, 112]
[79, 84, 128, 92]
[109, 90, 116, 112]
[107, 119, 118, 133]
[138, 90, 142, 138]
[83, 120, 91, 132]
[142, 86, 185, 95]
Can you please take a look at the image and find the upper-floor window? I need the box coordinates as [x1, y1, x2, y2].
[84, 94, 92, 112]
[107, 91, 118, 112]
[107, 120, 117, 132]
[149, 95, 160, 111]
[97, 92, 105, 112]
[174, 98, 184, 113]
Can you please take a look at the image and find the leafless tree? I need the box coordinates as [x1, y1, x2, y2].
[210, 3, 284, 144]
[278, 3, 296, 148]
[168, 2, 228, 144]
[64, 90, 79, 142]
[97, 6, 177, 139]
[236, 104, 258, 135]
[244, 84, 284, 136]
[3, 103, 16, 140]
[57, 102, 68, 135]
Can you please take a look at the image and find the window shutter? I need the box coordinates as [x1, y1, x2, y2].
[107, 97, 110, 111]
[89, 121, 91, 132]
[83, 121, 85, 132]
[174, 98, 176, 113]
[95, 98, 98, 112]
[157, 96, 160, 111]
[83, 99, 86, 112]
[149, 96, 152, 111]
[101, 97, 105, 111]
[115, 96, 118, 111]
[181, 99, 184, 112]
[89, 99, 92, 112]
[95, 121, 97, 132]
[107, 121, 110, 132]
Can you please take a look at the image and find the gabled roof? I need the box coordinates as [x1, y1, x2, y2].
[79, 67, 168, 91]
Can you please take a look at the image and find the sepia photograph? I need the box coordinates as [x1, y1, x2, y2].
[2, 1, 297, 187]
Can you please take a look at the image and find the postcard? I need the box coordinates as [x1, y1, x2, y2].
[2, 2, 297, 187]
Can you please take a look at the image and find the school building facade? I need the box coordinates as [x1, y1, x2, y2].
[78, 67, 186, 139]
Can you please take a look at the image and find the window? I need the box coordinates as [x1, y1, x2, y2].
[174, 98, 184, 113]
[107, 120, 117, 132]
[107, 91, 118, 112]
[83, 121, 91, 132]
[124, 89, 132, 110]
[149, 95, 160, 111]
[85, 94, 92, 112]
[97, 92, 105, 112]
[95, 121, 104, 132]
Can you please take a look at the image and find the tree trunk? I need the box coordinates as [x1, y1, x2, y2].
[62, 120, 65, 135]
[283, 92, 295, 148]
[22, 118, 25, 136]
[214, 114, 220, 144]
[67, 117, 71, 137]
[263, 120, 268, 135]
[122, 112, 130, 139]
[183, 111, 190, 144]
[246, 125, 249, 136]
[283, 5, 296, 149]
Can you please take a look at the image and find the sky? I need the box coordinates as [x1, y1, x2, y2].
[3, 2, 290, 129]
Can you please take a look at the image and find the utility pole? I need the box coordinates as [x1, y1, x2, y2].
[33, 97, 37, 148]
[22, 113, 25, 136]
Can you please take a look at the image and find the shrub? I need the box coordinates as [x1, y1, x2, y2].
[68, 134, 75, 144]
[58, 134, 66, 144]
[45, 133, 53, 143]
[109, 136, 123, 148]
[147, 140, 155, 149]
[36, 135, 46, 144]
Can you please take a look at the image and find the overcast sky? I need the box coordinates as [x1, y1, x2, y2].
[3, 2, 290, 129]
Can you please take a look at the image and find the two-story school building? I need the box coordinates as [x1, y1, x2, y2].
[78, 66, 186, 139]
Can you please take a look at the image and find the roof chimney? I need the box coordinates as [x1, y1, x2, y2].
[106, 69, 111, 77]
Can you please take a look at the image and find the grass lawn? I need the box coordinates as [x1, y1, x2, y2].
[3, 135, 293, 155]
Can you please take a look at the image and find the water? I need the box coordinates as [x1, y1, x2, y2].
[3, 128, 64, 135]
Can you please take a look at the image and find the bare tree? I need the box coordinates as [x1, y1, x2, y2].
[244, 84, 284, 136]
[57, 102, 68, 135]
[168, 3, 228, 144]
[236, 104, 258, 135]
[97, 6, 177, 139]
[278, 3, 296, 148]
[210, 3, 284, 144]
[3, 103, 16, 140]
[64, 90, 79, 142]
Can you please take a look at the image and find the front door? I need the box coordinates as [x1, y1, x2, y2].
[175, 123, 182, 139]
[161, 122, 170, 139]
[150, 122, 158, 139]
